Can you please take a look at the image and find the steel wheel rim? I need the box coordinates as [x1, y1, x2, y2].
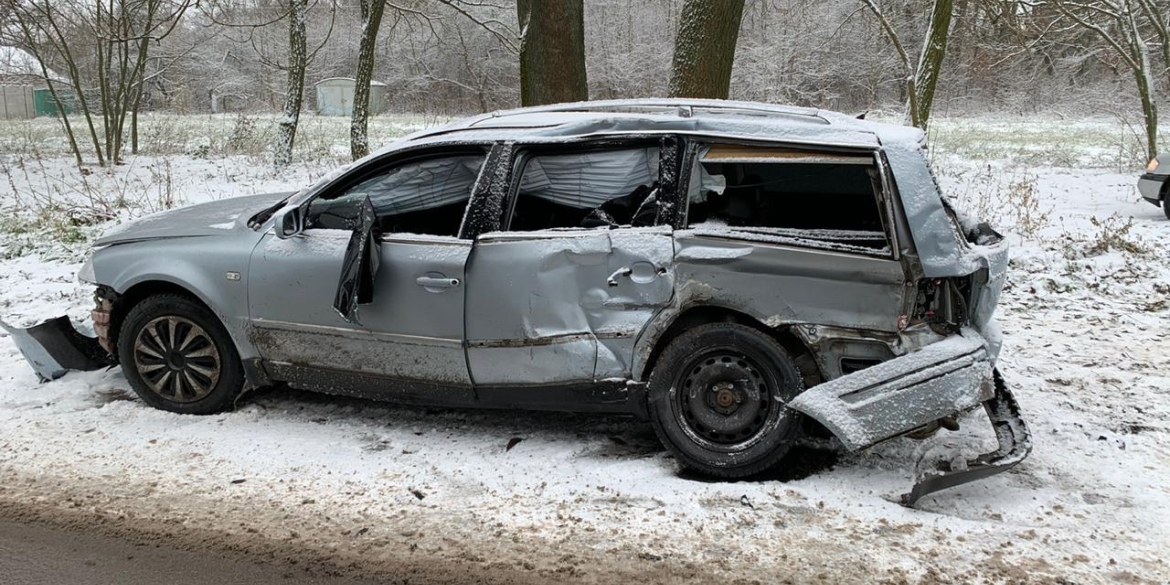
[672, 347, 784, 453]
[133, 316, 221, 403]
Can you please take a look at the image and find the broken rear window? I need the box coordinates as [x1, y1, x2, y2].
[507, 146, 662, 231]
[686, 145, 890, 252]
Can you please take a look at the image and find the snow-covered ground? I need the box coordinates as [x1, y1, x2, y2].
[0, 116, 1168, 584]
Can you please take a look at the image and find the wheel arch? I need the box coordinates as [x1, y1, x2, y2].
[634, 304, 823, 389]
[106, 278, 236, 361]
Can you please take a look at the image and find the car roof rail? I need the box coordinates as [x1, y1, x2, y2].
[476, 99, 830, 125]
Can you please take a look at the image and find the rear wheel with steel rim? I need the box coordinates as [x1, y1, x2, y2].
[118, 294, 244, 414]
[647, 323, 804, 478]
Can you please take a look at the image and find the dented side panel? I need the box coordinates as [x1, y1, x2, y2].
[465, 228, 674, 385]
[631, 234, 906, 381]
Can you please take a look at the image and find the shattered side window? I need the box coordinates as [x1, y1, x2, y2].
[507, 147, 662, 231]
[307, 155, 485, 237]
[685, 145, 890, 252]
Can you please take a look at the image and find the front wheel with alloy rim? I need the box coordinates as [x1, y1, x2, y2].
[118, 294, 245, 414]
[647, 323, 805, 478]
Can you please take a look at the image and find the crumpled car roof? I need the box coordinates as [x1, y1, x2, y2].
[376, 98, 921, 154]
[368, 98, 996, 280]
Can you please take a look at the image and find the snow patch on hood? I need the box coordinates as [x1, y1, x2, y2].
[95, 192, 290, 246]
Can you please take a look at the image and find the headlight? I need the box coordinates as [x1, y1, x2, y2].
[1147, 158, 1159, 172]
[77, 255, 97, 284]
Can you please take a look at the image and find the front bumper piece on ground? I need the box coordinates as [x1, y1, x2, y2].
[0, 316, 112, 382]
[1137, 172, 1167, 206]
[788, 329, 1032, 505]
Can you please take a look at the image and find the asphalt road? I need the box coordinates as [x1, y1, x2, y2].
[0, 518, 382, 585]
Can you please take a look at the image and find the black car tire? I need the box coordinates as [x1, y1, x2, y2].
[118, 294, 245, 415]
[647, 323, 805, 478]
[1164, 196, 1170, 220]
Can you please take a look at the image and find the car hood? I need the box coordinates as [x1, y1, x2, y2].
[94, 192, 291, 247]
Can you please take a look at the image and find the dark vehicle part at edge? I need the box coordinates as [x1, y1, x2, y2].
[903, 370, 1032, 505]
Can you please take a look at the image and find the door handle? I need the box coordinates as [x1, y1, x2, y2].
[416, 276, 460, 290]
[607, 263, 668, 287]
[606, 268, 633, 287]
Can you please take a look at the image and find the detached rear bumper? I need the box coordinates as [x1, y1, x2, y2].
[788, 329, 1031, 503]
[789, 330, 995, 450]
[1137, 172, 1167, 205]
[902, 371, 1031, 505]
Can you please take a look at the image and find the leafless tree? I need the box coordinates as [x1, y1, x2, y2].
[350, 0, 387, 160]
[274, 0, 310, 167]
[858, 0, 955, 129]
[5, 0, 191, 166]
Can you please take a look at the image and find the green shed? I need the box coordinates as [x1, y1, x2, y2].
[33, 88, 74, 117]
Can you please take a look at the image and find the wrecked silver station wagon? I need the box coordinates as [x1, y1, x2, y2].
[6, 100, 1030, 504]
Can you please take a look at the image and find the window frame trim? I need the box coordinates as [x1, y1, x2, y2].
[680, 138, 899, 260]
[298, 143, 492, 239]
[491, 135, 685, 235]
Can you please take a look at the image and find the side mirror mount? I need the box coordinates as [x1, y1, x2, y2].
[273, 206, 304, 239]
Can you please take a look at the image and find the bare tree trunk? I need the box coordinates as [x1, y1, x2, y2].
[9, 10, 84, 168]
[350, 0, 387, 161]
[1127, 3, 1159, 158]
[131, 37, 151, 154]
[912, 0, 955, 129]
[275, 0, 308, 168]
[1135, 67, 1159, 158]
[1136, 0, 1170, 86]
[517, 0, 588, 106]
[859, 0, 952, 129]
[668, 0, 746, 99]
[41, 2, 107, 167]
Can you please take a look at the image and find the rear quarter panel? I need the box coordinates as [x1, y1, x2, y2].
[631, 233, 906, 380]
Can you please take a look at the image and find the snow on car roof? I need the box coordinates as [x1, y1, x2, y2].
[376, 99, 923, 155]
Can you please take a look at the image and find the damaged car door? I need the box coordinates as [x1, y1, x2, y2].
[248, 148, 489, 398]
[464, 139, 681, 405]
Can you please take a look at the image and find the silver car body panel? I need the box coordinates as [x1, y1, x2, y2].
[1137, 153, 1170, 204]
[1138, 175, 1163, 203]
[248, 230, 473, 386]
[466, 227, 675, 385]
[61, 100, 1015, 474]
[788, 328, 995, 450]
[94, 192, 289, 247]
[92, 230, 264, 358]
[375, 100, 975, 279]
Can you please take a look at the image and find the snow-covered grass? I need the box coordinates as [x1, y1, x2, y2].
[0, 112, 445, 162]
[928, 116, 1154, 170]
[1, 115, 1168, 583]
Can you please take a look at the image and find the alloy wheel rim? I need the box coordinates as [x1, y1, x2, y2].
[133, 316, 221, 403]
